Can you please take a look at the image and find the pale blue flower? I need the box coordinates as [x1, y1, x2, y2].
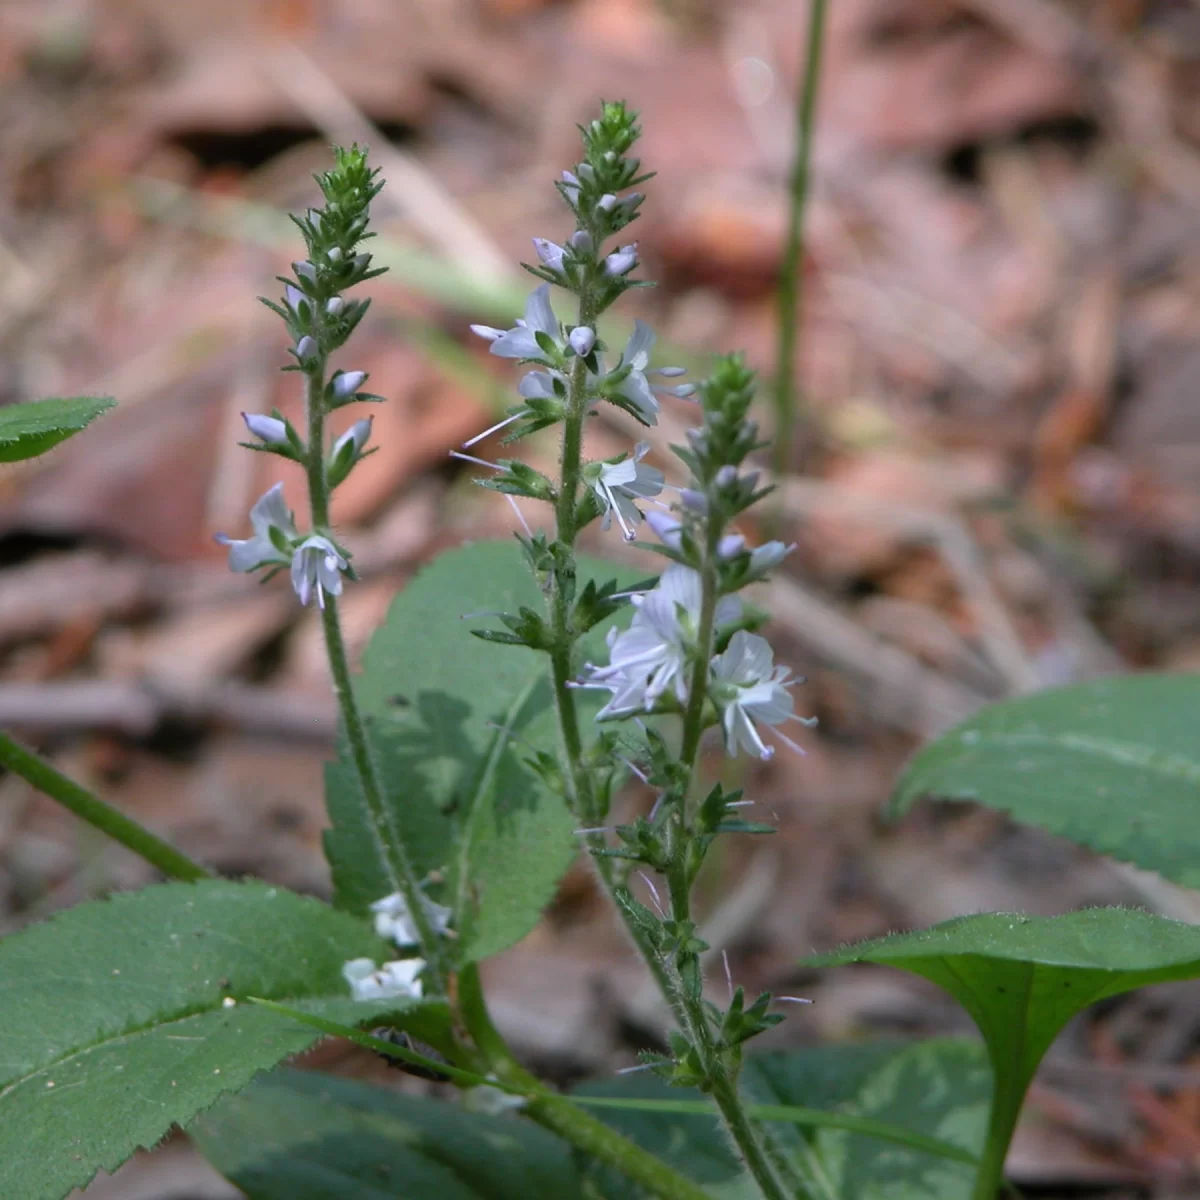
[371, 891, 454, 946]
[242, 413, 288, 445]
[472, 285, 561, 360]
[215, 483, 295, 573]
[290, 535, 347, 608]
[585, 442, 664, 541]
[342, 957, 424, 1002]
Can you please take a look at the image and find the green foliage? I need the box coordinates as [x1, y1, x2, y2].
[578, 1040, 989, 1199]
[0, 395, 114, 462]
[0, 881, 448, 1200]
[890, 673, 1200, 885]
[324, 540, 628, 963]
[192, 1068, 579, 1199]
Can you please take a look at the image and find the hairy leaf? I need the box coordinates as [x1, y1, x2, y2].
[0, 396, 114, 462]
[890, 674, 1200, 885]
[0, 881, 447, 1200]
[192, 1068, 578, 1199]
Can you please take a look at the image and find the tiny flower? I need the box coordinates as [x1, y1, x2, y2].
[333, 370, 367, 399]
[371, 891, 454, 946]
[709, 631, 814, 761]
[293, 260, 317, 283]
[612, 320, 660, 423]
[532, 238, 565, 272]
[296, 335, 317, 360]
[242, 412, 289, 445]
[326, 296, 345, 317]
[585, 442, 665, 541]
[646, 510, 682, 550]
[332, 417, 373, 459]
[215, 483, 296, 573]
[568, 229, 594, 255]
[342, 957, 425, 1002]
[604, 244, 638, 277]
[290, 535, 347, 608]
[519, 370, 562, 400]
[569, 326, 596, 357]
[477, 285, 562, 360]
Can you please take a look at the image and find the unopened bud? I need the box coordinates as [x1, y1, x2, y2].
[242, 413, 289, 445]
[296, 336, 318, 360]
[718, 534, 746, 559]
[327, 246, 343, 263]
[333, 417, 373, 458]
[604, 244, 638, 277]
[568, 229, 594, 255]
[326, 296, 345, 317]
[716, 466, 738, 488]
[569, 326, 596, 357]
[333, 370, 367, 399]
[596, 193, 618, 214]
[293, 260, 317, 283]
[532, 238, 565, 272]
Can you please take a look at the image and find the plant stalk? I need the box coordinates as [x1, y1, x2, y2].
[771, 0, 829, 479]
[303, 359, 446, 994]
[0, 731, 210, 881]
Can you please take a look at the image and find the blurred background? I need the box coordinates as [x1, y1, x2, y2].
[3, 0, 1200, 1195]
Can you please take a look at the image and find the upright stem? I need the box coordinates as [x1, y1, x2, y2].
[303, 361, 446, 994]
[0, 731, 210, 882]
[771, 0, 829, 479]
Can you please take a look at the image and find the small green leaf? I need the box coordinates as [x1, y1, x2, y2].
[0, 881, 448, 1200]
[192, 1068, 580, 1199]
[807, 908, 1200, 1196]
[325, 540, 630, 963]
[0, 396, 114, 462]
[890, 674, 1200, 885]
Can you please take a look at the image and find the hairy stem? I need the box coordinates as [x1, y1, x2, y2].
[0, 731, 210, 882]
[303, 361, 446, 993]
[771, 0, 829, 479]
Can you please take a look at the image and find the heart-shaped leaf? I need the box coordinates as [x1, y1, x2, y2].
[0, 396, 114, 462]
[0, 881, 448, 1200]
[890, 674, 1200, 885]
[192, 1068, 580, 1199]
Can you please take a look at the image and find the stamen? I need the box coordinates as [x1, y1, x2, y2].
[647, 792, 666, 822]
[726, 799, 755, 808]
[503, 494, 533, 537]
[617, 755, 649, 784]
[574, 826, 614, 836]
[601, 482, 637, 542]
[766, 725, 809, 758]
[722, 949, 734, 1002]
[776, 996, 814, 1005]
[638, 871, 665, 916]
[616, 1062, 657, 1075]
[463, 412, 521, 447]
[450, 450, 502, 470]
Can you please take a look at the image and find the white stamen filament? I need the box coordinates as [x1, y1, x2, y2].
[600, 480, 637, 542]
[463, 413, 521, 447]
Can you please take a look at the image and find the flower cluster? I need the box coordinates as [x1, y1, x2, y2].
[215, 145, 384, 607]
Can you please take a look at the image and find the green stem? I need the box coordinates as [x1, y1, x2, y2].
[771, 0, 829, 479]
[0, 731, 209, 881]
[971, 1058, 1028, 1200]
[303, 361, 446, 994]
[458, 965, 712, 1200]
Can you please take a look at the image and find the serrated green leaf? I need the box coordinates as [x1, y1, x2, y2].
[0, 881, 448, 1200]
[890, 673, 1200, 885]
[192, 1068, 579, 1199]
[807, 907, 1200, 1193]
[325, 540, 630, 963]
[0, 396, 114, 463]
[576, 1041, 988, 1200]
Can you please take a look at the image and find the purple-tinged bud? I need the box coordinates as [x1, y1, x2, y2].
[603, 149, 617, 164]
[293, 260, 317, 283]
[296, 336, 318, 360]
[560, 171, 581, 205]
[350, 253, 370, 272]
[686, 428, 708, 452]
[333, 417, 373, 458]
[326, 296, 345, 317]
[604, 244, 638, 277]
[568, 229, 594, 255]
[243, 412, 289, 445]
[618, 191, 644, 212]
[646, 510, 683, 550]
[596, 193, 618, 214]
[662, 383, 696, 398]
[656, 366, 687, 378]
[327, 246, 343, 263]
[333, 370, 367, 399]
[569, 326, 596, 357]
[470, 324, 504, 342]
[532, 238, 566, 272]
[742, 471, 760, 492]
[285, 285, 306, 312]
[718, 533, 746, 559]
[716, 466, 738, 489]
[680, 488, 707, 513]
[750, 541, 793, 574]
[578, 163, 596, 185]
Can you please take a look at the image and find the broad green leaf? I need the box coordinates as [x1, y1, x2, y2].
[326, 540, 628, 962]
[890, 674, 1200, 885]
[807, 907, 1200, 1193]
[577, 1040, 989, 1200]
[0, 881, 448, 1200]
[0, 396, 114, 462]
[192, 1068, 580, 1200]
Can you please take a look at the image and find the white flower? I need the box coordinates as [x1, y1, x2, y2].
[242, 412, 288, 445]
[749, 540, 793, 576]
[215, 483, 296, 573]
[332, 370, 366, 400]
[518, 370, 562, 400]
[585, 565, 741, 712]
[471, 285, 561, 360]
[585, 442, 664, 541]
[342, 957, 425, 1002]
[371, 891, 454, 946]
[290, 535, 347, 608]
[607, 322, 688, 425]
[532, 238, 565, 272]
[604, 244, 638, 277]
[332, 417, 373, 460]
[709, 631, 814, 761]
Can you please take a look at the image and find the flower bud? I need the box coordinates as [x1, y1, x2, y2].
[577, 163, 596, 185]
[596, 193, 618, 214]
[656, 366, 687, 378]
[750, 541, 792, 573]
[568, 229, 594, 255]
[646, 511, 683, 550]
[560, 171, 581, 205]
[327, 246, 343, 263]
[569, 326, 596, 357]
[604, 244, 638, 277]
[333, 370, 367, 399]
[532, 238, 565, 272]
[293, 260, 317, 283]
[296, 335, 318, 360]
[285, 285, 306, 312]
[326, 296, 345, 317]
[680, 488, 707, 513]
[242, 412, 289, 445]
[662, 383, 696, 398]
[333, 417, 373, 458]
[618, 191, 644, 212]
[716, 465, 738, 489]
[718, 533, 746, 559]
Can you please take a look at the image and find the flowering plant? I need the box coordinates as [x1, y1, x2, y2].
[3, 102, 1200, 1200]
